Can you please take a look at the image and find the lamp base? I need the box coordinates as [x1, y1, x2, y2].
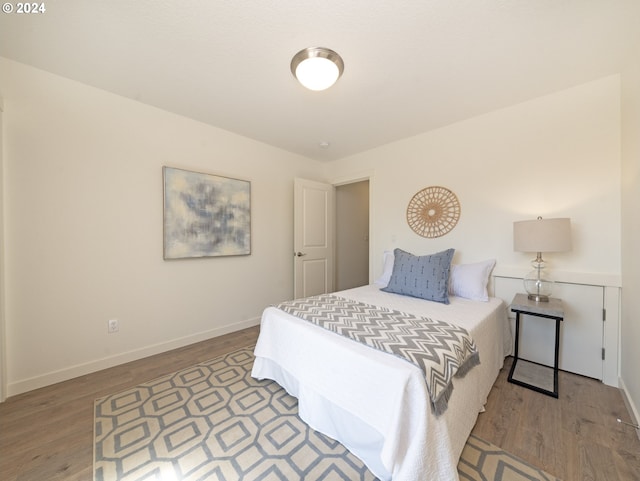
[527, 293, 550, 302]
[523, 255, 554, 302]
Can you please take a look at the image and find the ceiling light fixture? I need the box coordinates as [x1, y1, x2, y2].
[291, 47, 344, 91]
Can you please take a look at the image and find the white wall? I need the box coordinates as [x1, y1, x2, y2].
[620, 35, 640, 424]
[0, 58, 324, 395]
[0, 94, 5, 401]
[328, 76, 622, 287]
[1, 57, 632, 405]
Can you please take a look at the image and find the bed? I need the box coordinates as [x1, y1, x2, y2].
[251, 251, 512, 481]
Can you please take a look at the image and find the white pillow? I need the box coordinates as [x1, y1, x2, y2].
[448, 259, 496, 302]
[374, 250, 395, 287]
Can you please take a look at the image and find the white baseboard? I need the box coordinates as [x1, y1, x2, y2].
[619, 377, 640, 441]
[6, 317, 261, 398]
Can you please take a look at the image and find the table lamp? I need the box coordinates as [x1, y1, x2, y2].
[513, 217, 572, 302]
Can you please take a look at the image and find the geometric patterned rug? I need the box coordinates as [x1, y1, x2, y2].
[459, 435, 561, 481]
[94, 346, 561, 481]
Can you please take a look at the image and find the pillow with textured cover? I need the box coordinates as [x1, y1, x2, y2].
[448, 259, 496, 302]
[381, 248, 455, 304]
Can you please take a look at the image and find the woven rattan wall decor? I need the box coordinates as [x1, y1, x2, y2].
[406, 186, 461, 238]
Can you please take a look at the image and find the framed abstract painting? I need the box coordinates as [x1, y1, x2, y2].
[163, 167, 251, 259]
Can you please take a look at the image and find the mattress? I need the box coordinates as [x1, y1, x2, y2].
[251, 285, 511, 481]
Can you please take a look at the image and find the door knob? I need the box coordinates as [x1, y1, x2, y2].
[295, 252, 307, 257]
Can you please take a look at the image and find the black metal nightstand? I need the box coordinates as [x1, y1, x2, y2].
[508, 293, 564, 398]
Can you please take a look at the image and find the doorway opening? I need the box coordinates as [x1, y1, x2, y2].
[335, 180, 370, 291]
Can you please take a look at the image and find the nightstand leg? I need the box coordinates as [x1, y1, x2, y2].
[508, 312, 521, 382]
[553, 317, 561, 397]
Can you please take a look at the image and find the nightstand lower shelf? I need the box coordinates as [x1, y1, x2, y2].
[508, 358, 558, 397]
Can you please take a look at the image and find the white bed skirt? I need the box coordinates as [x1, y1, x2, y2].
[253, 356, 391, 479]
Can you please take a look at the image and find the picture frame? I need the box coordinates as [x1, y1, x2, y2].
[163, 166, 251, 259]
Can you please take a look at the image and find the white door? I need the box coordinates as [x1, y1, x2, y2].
[494, 277, 604, 380]
[294, 178, 335, 299]
[553, 282, 604, 378]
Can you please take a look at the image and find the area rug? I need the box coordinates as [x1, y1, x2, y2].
[94, 346, 560, 481]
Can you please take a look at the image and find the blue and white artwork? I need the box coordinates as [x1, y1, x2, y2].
[163, 167, 251, 259]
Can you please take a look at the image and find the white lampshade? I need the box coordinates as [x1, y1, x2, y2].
[291, 47, 344, 91]
[513, 217, 572, 253]
[513, 217, 572, 302]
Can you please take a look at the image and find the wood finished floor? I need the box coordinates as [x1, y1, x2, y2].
[1, 325, 638, 480]
[472, 357, 640, 480]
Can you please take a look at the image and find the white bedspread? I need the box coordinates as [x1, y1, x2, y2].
[251, 285, 511, 481]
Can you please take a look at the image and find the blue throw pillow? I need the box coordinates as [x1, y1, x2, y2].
[381, 248, 455, 304]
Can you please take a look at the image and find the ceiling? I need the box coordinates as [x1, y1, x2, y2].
[0, 0, 636, 161]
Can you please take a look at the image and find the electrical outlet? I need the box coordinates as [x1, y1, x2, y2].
[108, 319, 119, 333]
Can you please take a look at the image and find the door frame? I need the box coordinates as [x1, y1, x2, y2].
[293, 171, 375, 300]
[331, 171, 375, 285]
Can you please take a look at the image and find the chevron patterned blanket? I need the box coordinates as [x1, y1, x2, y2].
[277, 293, 480, 415]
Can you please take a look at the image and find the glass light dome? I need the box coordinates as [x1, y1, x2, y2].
[291, 47, 344, 91]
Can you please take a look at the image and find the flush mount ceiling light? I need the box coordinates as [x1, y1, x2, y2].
[291, 47, 344, 91]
